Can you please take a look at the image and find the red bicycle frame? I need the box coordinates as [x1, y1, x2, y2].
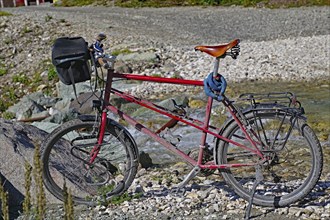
[90, 69, 265, 169]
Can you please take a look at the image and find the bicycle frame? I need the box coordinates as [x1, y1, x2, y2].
[90, 68, 265, 170]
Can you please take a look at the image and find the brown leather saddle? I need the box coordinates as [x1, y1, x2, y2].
[195, 39, 240, 58]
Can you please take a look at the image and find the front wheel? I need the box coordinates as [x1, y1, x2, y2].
[42, 118, 139, 205]
[216, 111, 323, 207]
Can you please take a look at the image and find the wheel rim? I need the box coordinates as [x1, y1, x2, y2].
[219, 112, 317, 206]
[43, 122, 134, 204]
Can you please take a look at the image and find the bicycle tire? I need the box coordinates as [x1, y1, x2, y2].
[42, 118, 139, 205]
[216, 111, 323, 207]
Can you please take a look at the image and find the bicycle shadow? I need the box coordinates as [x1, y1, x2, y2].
[292, 180, 330, 207]
[248, 180, 330, 219]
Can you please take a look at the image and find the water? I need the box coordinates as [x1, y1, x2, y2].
[234, 81, 330, 128]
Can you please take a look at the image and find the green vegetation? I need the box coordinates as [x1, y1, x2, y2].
[23, 161, 33, 216]
[151, 73, 162, 77]
[98, 184, 115, 202]
[63, 181, 74, 220]
[0, 11, 12, 16]
[12, 73, 30, 85]
[32, 72, 43, 84]
[2, 112, 15, 120]
[0, 68, 7, 76]
[54, 0, 330, 7]
[60, 0, 94, 6]
[33, 144, 46, 220]
[98, 184, 142, 205]
[109, 192, 143, 205]
[45, 14, 53, 22]
[19, 145, 76, 219]
[0, 86, 17, 112]
[3, 38, 13, 45]
[171, 72, 182, 79]
[22, 26, 33, 34]
[0, 59, 60, 117]
[47, 65, 58, 81]
[0, 60, 7, 76]
[112, 48, 133, 56]
[0, 179, 9, 220]
[115, 0, 220, 7]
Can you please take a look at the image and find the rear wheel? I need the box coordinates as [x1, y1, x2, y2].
[217, 111, 323, 207]
[42, 119, 138, 205]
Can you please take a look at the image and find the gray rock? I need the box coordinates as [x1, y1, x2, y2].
[7, 92, 47, 120]
[0, 119, 60, 218]
[114, 60, 133, 74]
[117, 52, 158, 62]
[31, 121, 59, 134]
[43, 108, 78, 124]
[69, 91, 101, 115]
[54, 99, 71, 112]
[56, 81, 93, 101]
[139, 151, 153, 169]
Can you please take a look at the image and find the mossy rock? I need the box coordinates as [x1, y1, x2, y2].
[189, 99, 206, 109]
[319, 133, 329, 141]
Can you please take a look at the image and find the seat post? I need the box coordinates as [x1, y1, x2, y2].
[212, 57, 221, 77]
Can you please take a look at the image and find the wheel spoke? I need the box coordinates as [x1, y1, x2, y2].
[42, 119, 138, 205]
[217, 111, 322, 207]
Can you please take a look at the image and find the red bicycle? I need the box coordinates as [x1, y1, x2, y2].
[42, 37, 323, 217]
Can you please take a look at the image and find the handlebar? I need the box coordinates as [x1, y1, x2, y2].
[90, 33, 116, 69]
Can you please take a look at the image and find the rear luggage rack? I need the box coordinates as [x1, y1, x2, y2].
[238, 92, 301, 108]
[236, 92, 305, 116]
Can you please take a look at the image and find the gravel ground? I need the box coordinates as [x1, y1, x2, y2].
[5, 5, 330, 46]
[3, 5, 330, 220]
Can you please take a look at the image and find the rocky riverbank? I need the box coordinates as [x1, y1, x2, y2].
[1, 6, 329, 107]
[15, 161, 330, 220]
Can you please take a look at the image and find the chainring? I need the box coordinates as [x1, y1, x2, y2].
[188, 148, 215, 177]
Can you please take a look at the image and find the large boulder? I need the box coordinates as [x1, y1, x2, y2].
[0, 119, 60, 218]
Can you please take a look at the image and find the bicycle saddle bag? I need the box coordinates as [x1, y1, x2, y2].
[52, 37, 91, 85]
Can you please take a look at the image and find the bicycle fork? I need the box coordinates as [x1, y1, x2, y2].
[89, 68, 115, 165]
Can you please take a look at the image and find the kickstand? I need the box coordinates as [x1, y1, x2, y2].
[244, 165, 264, 220]
[171, 166, 200, 195]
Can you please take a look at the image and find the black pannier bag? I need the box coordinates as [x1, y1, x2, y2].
[52, 37, 91, 85]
